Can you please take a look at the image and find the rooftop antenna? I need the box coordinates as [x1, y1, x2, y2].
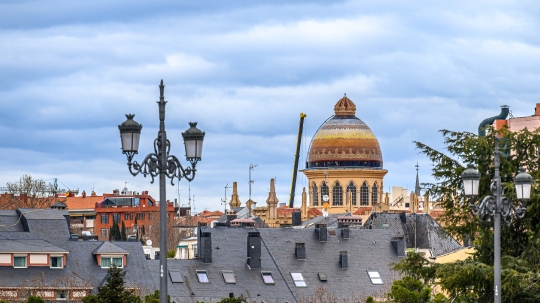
[249, 164, 258, 218]
[221, 183, 230, 213]
[188, 183, 192, 211]
[122, 182, 129, 195]
[177, 183, 182, 207]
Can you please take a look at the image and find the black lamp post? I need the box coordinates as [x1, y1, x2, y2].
[119, 80, 205, 303]
[461, 136, 531, 303]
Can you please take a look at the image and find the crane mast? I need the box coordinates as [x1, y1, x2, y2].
[288, 113, 306, 208]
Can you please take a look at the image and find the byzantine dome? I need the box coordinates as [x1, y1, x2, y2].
[307, 95, 383, 169]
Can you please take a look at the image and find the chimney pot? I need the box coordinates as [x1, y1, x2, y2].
[339, 251, 348, 269]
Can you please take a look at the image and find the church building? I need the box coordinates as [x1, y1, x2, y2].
[301, 94, 387, 214]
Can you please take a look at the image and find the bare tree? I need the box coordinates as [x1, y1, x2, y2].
[145, 212, 191, 253]
[1, 175, 55, 209]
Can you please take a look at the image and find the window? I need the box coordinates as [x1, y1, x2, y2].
[113, 214, 120, 223]
[56, 290, 67, 299]
[101, 228, 109, 238]
[312, 182, 319, 206]
[137, 213, 145, 220]
[367, 270, 383, 285]
[196, 270, 209, 283]
[360, 182, 369, 206]
[129, 213, 133, 220]
[372, 182, 378, 205]
[169, 270, 183, 283]
[101, 214, 109, 224]
[124, 214, 129, 220]
[261, 271, 275, 284]
[222, 270, 236, 284]
[347, 182, 357, 206]
[101, 257, 123, 268]
[320, 182, 329, 205]
[332, 182, 343, 206]
[50, 256, 63, 268]
[14, 256, 27, 268]
[148, 213, 152, 220]
[318, 272, 327, 282]
[290, 272, 306, 287]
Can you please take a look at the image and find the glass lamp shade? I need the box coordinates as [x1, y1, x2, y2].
[515, 167, 533, 200]
[118, 114, 143, 153]
[182, 122, 205, 160]
[461, 164, 480, 197]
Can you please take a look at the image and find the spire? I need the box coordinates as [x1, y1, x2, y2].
[415, 162, 421, 197]
[334, 94, 357, 116]
[301, 187, 307, 221]
[159, 79, 165, 98]
[266, 178, 279, 220]
[229, 182, 242, 208]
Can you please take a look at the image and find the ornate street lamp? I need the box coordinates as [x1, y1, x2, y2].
[119, 80, 204, 303]
[461, 136, 531, 303]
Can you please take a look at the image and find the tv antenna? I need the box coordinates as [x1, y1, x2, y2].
[249, 164, 258, 201]
[221, 183, 230, 213]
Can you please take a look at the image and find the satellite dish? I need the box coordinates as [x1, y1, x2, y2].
[323, 195, 329, 202]
[146, 239, 153, 246]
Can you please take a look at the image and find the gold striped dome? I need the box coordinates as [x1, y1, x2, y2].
[307, 95, 383, 169]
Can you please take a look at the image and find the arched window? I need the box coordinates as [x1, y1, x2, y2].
[372, 182, 378, 205]
[332, 182, 343, 206]
[312, 182, 319, 206]
[360, 182, 369, 206]
[346, 182, 357, 206]
[320, 182, 329, 205]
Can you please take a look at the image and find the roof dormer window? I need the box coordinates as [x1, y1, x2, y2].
[101, 257, 123, 268]
[50, 256, 63, 268]
[14, 256, 27, 268]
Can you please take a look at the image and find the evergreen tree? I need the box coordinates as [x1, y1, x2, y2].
[109, 225, 112, 241]
[134, 216, 139, 240]
[97, 265, 141, 303]
[121, 220, 127, 241]
[395, 127, 540, 302]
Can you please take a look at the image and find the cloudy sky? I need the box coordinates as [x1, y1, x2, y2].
[1, 0, 539, 212]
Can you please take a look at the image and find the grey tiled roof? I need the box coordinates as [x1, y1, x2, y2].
[259, 228, 397, 301]
[0, 210, 24, 232]
[150, 226, 400, 303]
[0, 239, 67, 253]
[0, 208, 155, 296]
[301, 212, 352, 228]
[92, 241, 129, 254]
[364, 213, 463, 257]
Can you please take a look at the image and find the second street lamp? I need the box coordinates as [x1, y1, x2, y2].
[461, 136, 531, 303]
[118, 80, 205, 303]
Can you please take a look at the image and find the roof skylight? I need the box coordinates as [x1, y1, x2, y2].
[290, 272, 307, 287]
[169, 270, 183, 283]
[367, 270, 383, 285]
[196, 270, 209, 283]
[261, 271, 275, 285]
[222, 270, 236, 284]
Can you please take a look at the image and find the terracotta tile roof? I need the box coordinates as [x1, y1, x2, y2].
[198, 210, 224, 218]
[60, 196, 105, 210]
[175, 216, 216, 227]
[353, 207, 373, 215]
[307, 208, 323, 216]
[276, 207, 300, 216]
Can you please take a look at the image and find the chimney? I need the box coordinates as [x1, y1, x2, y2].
[295, 243, 306, 260]
[196, 222, 207, 259]
[314, 223, 327, 242]
[536, 103, 540, 116]
[226, 212, 237, 225]
[341, 225, 350, 239]
[339, 251, 348, 269]
[247, 232, 261, 269]
[200, 232, 212, 263]
[292, 210, 301, 226]
[391, 237, 406, 257]
[155, 251, 160, 260]
[82, 190, 86, 198]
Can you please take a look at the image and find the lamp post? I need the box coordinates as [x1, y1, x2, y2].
[461, 136, 531, 303]
[118, 80, 205, 303]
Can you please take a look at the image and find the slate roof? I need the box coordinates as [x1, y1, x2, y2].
[0, 208, 155, 296]
[149, 226, 400, 303]
[0, 239, 67, 253]
[364, 213, 463, 257]
[259, 228, 397, 301]
[0, 210, 24, 232]
[92, 241, 129, 255]
[301, 213, 352, 229]
[148, 227, 296, 303]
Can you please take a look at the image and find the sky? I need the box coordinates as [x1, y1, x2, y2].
[1, 0, 539, 213]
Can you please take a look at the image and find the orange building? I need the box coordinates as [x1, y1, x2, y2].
[62, 190, 174, 241]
